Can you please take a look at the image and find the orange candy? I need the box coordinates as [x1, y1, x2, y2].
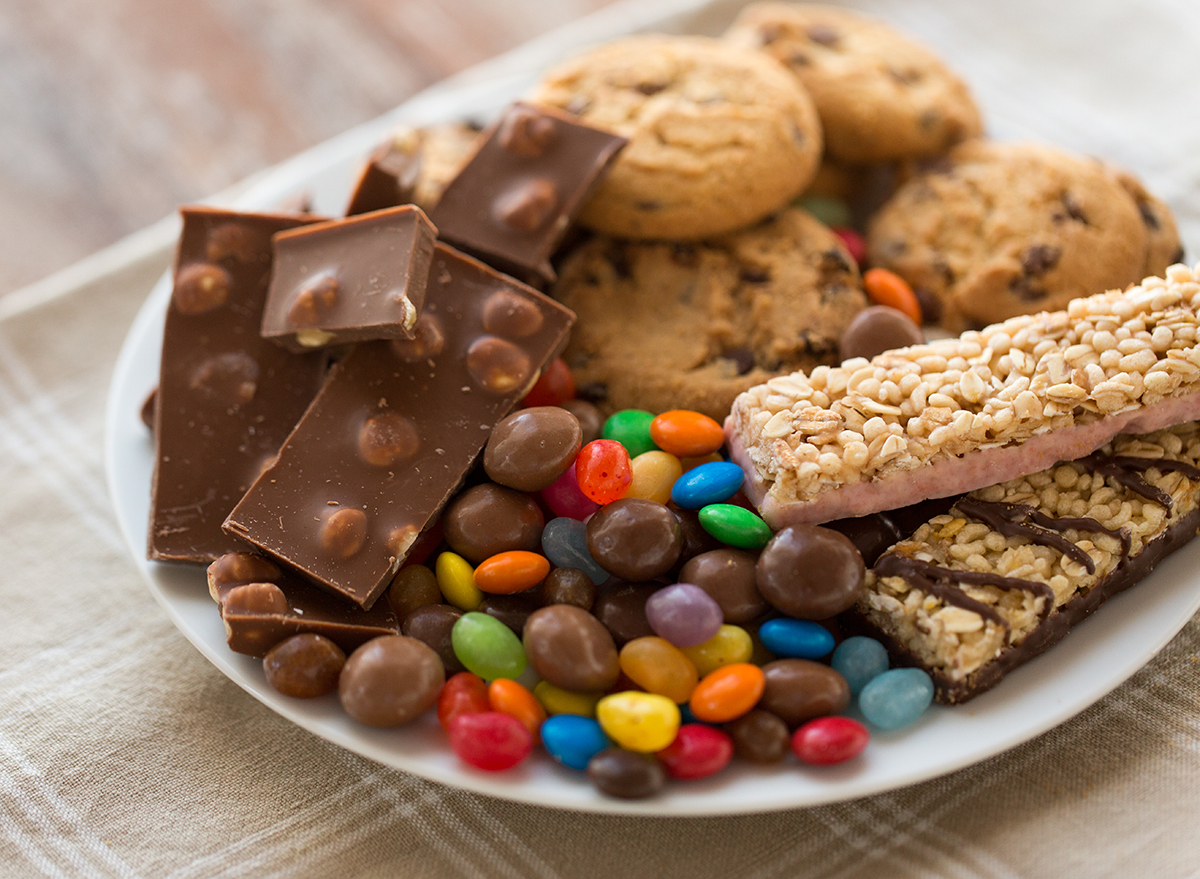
[863, 267, 922, 325]
[649, 410, 725, 458]
[689, 663, 765, 723]
[488, 678, 548, 742]
[473, 551, 550, 594]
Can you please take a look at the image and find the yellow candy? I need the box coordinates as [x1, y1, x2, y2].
[533, 681, 602, 717]
[435, 551, 482, 611]
[596, 691, 680, 753]
[681, 625, 753, 677]
[626, 451, 684, 505]
[619, 637, 698, 704]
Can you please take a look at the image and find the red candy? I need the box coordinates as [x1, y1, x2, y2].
[791, 716, 869, 765]
[656, 724, 734, 780]
[437, 672, 490, 731]
[831, 226, 866, 266]
[448, 711, 534, 771]
[522, 358, 576, 408]
[574, 440, 632, 505]
[540, 462, 601, 520]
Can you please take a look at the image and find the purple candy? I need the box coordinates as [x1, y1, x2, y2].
[540, 462, 601, 521]
[644, 583, 724, 648]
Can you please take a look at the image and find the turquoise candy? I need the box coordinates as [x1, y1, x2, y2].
[541, 715, 609, 770]
[858, 667, 934, 729]
[669, 461, 744, 510]
[450, 612, 527, 681]
[831, 636, 889, 695]
[697, 504, 772, 550]
[796, 195, 852, 229]
[757, 618, 834, 660]
[602, 409, 659, 458]
[541, 517, 609, 585]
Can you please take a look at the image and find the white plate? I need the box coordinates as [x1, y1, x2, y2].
[103, 0, 1200, 815]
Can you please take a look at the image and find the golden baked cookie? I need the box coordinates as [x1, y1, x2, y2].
[866, 140, 1162, 330]
[1108, 167, 1186, 278]
[527, 35, 822, 241]
[553, 207, 865, 420]
[724, 3, 982, 165]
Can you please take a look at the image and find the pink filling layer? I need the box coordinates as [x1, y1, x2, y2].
[726, 389, 1200, 528]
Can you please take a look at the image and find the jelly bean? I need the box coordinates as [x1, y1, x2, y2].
[537, 566, 595, 610]
[760, 659, 850, 727]
[593, 582, 658, 646]
[644, 583, 724, 648]
[488, 678, 547, 741]
[619, 637, 699, 704]
[830, 636, 890, 696]
[863, 267, 922, 324]
[798, 194, 852, 229]
[575, 439, 632, 505]
[587, 748, 666, 799]
[724, 709, 790, 764]
[521, 357, 575, 408]
[689, 663, 765, 723]
[678, 549, 766, 624]
[448, 711, 533, 770]
[437, 671, 490, 730]
[540, 517, 608, 585]
[542, 715, 609, 770]
[831, 226, 866, 265]
[523, 605, 619, 692]
[561, 399, 603, 444]
[680, 452, 723, 472]
[387, 564, 441, 619]
[756, 525, 864, 619]
[602, 409, 659, 458]
[402, 604, 465, 674]
[540, 463, 601, 521]
[757, 618, 835, 660]
[484, 407, 582, 491]
[435, 551, 483, 611]
[338, 635, 444, 727]
[858, 668, 934, 730]
[474, 550, 551, 595]
[443, 483, 544, 563]
[533, 680, 602, 717]
[586, 498, 682, 581]
[263, 634, 345, 698]
[627, 450, 683, 504]
[791, 716, 869, 765]
[656, 724, 733, 780]
[681, 625, 753, 677]
[649, 410, 724, 458]
[669, 461, 745, 510]
[698, 504, 772, 550]
[596, 691, 681, 752]
[450, 611, 527, 680]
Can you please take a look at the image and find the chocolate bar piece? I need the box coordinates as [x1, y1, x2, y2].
[225, 243, 575, 609]
[429, 103, 627, 285]
[850, 423, 1200, 703]
[344, 130, 421, 217]
[148, 206, 327, 563]
[208, 552, 400, 657]
[260, 206, 438, 352]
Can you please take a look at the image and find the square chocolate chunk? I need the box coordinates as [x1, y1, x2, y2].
[344, 131, 422, 217]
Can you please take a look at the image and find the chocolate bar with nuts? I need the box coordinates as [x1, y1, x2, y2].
[344, 130, 422, 217]
[850, 423, 1200, 703]
[224, 243, 575, 609]
[260, 205, 437, 352]
[148, 206, 327, 563]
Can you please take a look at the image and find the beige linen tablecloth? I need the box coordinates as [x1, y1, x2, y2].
[5, 0, 1200, 875]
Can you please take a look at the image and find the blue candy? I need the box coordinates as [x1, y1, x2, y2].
[669, 461, 744, 510]
[541, 518, 609, 585]
[858, 668, 934, 730]
[757, 618, 835, 660]
[540, 715, 609, 770]
[831, 636, 890, 695]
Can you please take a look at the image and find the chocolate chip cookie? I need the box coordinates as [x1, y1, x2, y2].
[552, 207, 865, 419]
[1108, 166, 1186, 278]
[724, 3, 982, 165]
[527, 35, 822, 241]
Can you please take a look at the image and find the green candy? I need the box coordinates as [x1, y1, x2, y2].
[796, 195, 852, 230]
[698, 504, 773, 551]
[450, 612, 527, 680]
[602, 409, 659, 458]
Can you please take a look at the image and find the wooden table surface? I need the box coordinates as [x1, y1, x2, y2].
[0, 0, 617, 296]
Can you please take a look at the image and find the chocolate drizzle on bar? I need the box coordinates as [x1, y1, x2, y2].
[1075, 454, 1200, 511]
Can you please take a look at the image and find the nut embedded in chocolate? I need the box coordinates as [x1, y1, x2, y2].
[482, 289, 546, 338]
[320, 507, 368, 559]
[188, 352, 259, 405]
[287, 274, 340, 328]
[497, 106, 559, 157]
[224, 582, 289, 615]
[173, 262, 231, 315]
[390, 313, 445, 362]
[358, 412, 420, 467]
[492, 178, 560, 232]
[466, 336, 533, 394]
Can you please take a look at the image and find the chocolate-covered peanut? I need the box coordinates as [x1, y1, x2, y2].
[263, 634, 346, 698]
[586, 498, 681, 581]
[756, 525, 865, 619]
[523, 605, 619, 691]
[442, 483, 544, 564]
[838, 305, 924, 362]
[592, 581, 659, 646]
[402, 604, 465, 674]
[538, 566, 596, 610]
[679, 549, 766, 624]
[484, 407, 582, 491]
[338, 635, 445, 727]
[759, 659, 850, 728]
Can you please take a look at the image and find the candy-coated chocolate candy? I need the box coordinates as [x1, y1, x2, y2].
[681, 625, 753, 677]
[575, 439, 633, 505]
[678, 549, 765, 624]
[859, 668, 934, 729]
[451, 611, 527, 680]
[263, 634, 345, 698]
[602, 409, 658, 458]
[644, 583, 723, 648]
[435, 551, 483, 611]
[586, 498, 681, 581]
[724, 709, 790, 764]
[627, 450, 683, 504]
[839, 305, 923, 362]
[402, 604, 465, 674]
[756, 525, 864, 619]
[521, 357, 575, 408]
[648, 410, 724, 458]
[449, 711, 533, 770]
[474, 550, 551, 595]
[797, 195, 851, 228]
[669, 461, 744, 510]
[540, 463, 601, 521]
[484, 407, 583, 491]
[523, 604, 619, 692]
[533, 680, 602, 717]
[540, 518, 609, 585]
[442, 483, 544, 563]
[791, 716, 869, 765]
[698, 504, 772, 550]
[618, 637, 699, 704]
[537, 566, 596, 610]
[387, 564, 441, 620]
[592, 581, 658, 646]
[437, 672, 490, 730]
[560, 399, 603, 444]
[760, 659, 850, 728]
[656, 724, 733, 780]
[757, 618, 835, 660]
[488, 678, 547, 741]
[338, 635, 444, 727]
[831, 226, 866, 265]
[587, 748, 666, 799]
[542, 715, 609, 770]
[831, 636, 890, 696]
[689, 663, 765, 724]
[596, 691, 681, 752]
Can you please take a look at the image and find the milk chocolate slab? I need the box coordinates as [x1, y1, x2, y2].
[225, 243, 575, 609]
[344, 132, 421, 217]
[208, 552, 400, 657]
[429, 103, 627, 285]
[148, 206, 326, 563]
